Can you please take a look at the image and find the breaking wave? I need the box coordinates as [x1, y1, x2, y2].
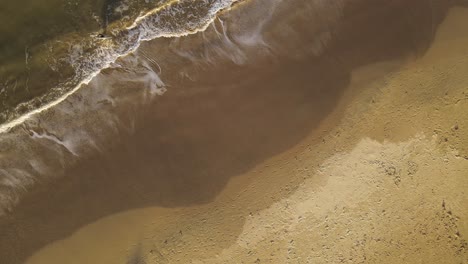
[0, 0, 237, 131]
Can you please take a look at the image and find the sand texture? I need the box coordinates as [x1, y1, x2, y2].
[0, 1, 467, 264]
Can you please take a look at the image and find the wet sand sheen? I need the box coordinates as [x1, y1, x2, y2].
[0, 1, 467, 263]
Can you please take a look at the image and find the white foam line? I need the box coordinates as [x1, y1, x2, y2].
[0, 70, 101, 134]
[0, 0, 240, 134]
[127, 0, 183, 30]
[30, 130, 78, 156]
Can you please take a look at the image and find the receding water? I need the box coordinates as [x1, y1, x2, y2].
[0, 0, 206, 125]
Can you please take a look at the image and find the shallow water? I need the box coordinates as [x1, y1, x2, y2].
[0, 0, 152, 123]
[0, 0, 467, 263]
[0, 0, 230, 125]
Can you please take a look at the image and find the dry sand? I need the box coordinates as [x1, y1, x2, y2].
[21, 6, 468, 264]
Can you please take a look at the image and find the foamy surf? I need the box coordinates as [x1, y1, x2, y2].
[0, 0, 239, 133]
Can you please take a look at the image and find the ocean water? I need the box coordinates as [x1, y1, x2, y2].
[0, 0, 465, 263]
[0, 0, 233, 126]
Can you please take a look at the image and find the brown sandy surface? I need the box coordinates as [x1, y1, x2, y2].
[20, 5, 468, 264]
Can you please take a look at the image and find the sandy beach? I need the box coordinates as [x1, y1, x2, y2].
[0, 1, 467, 263]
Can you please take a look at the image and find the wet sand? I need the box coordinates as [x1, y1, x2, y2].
[1, 1, 467, 263]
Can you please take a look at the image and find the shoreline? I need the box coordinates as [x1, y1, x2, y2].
[22, 7, 468, 261]
[0, 0, 239, 131]
[1, 1, 467, 263]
